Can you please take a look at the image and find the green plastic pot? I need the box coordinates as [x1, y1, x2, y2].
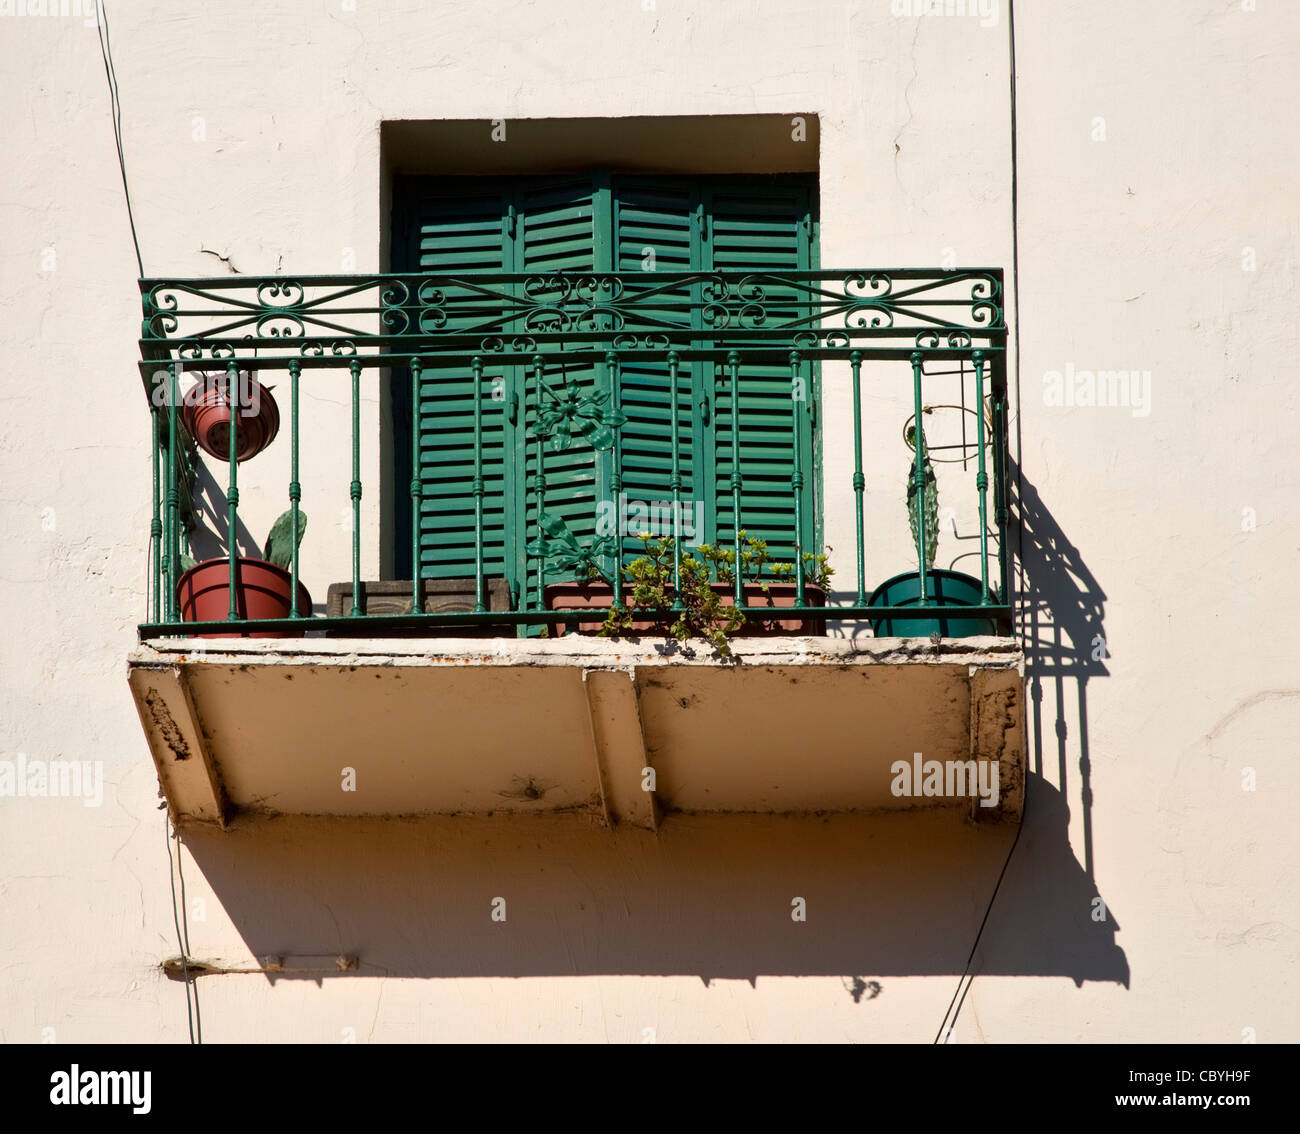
[868, 569, 997, 638]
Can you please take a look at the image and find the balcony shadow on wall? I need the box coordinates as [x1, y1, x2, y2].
[1011, 458, 1108, 882]
[959, 458, 1129, 986]
[178, 777, 1126, 987]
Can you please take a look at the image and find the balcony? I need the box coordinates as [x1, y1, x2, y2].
[127, 268, 1024, 828]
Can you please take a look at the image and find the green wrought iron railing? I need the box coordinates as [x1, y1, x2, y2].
[137, 269, 1011, 638]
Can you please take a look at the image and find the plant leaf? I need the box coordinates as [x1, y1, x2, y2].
[264, 509, 307, 571]
[906, 425, 938, 571]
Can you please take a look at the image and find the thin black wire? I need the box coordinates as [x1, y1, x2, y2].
[932, 0, 1026, 1047]
[98, 1, 142, 275]
[932, 811, 1025, 1043]
[164, 815, 195, 1044]
[95, 0, 144, 277]
[174, 828, 203, 1043]
[1008, 0, 1024, 633]
[102, 0, 162, 698]
[113, 0, 186, 1041]
[101, 0, 187, 1042]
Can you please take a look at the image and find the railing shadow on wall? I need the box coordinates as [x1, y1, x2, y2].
[965, 457, 1127, 988]
[1012, 456, 1109, 880]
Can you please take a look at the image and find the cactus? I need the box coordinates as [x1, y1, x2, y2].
[905, 422, 938, 571]
[263, 509, 308, 571]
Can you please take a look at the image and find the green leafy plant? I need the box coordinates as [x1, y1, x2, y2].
[697, 531, 776, 590]
[738, 532, 774, 588]
[698, 532, 834, 593]
[905, 421, 939, 571]
[179, 508, 307, 573]
[601, 535, 744, 656]
[799, 551, 835, 591]
[695, 541, 738, 586]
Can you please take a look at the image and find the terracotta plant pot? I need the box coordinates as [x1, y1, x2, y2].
[544, 581, 657, 637]
[182, 372, 280, 462]
[176, 557, 312, 638]
[545, 580, 826, 638]
[723, 581, 827, 636]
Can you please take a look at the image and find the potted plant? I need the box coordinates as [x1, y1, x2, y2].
[542, 527, 831, 650]
[182, 370, 280, 463]
[176, 509, 312, 638]
[867, 422, 996, 638]
[598, 535, 746, 655]
[696, 532, 830, 635]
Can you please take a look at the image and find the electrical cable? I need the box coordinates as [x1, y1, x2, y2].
[163, 815, 196, 1044]
[174, 827, 203, 1043]
[103, 0, 193, 1044]
[94, 0, 144, 277]
[1007, 0, 1025, 632]
[932, 0, 1026, 1045]
[932, 811, 1025, 1043]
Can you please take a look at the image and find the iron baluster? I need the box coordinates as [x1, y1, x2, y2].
[349, 358, 362, 616]
[972, 350, 990, 604]
[606, 350, 623, 612]
[728, 351, 743, 606]
[910, 351, 928, 608]
[150, 400, 162, 625]
[850, 350, 866, 606]
[410, 356, 422, 617]
[668, 350, 683, 608]
[790, 349, 805, 607]
[289, 359, 302, 618]
[472, 355, 486, 613]
[226, 360, 240, 623]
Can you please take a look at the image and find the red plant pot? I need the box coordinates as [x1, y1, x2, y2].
[544, 580, 826, 638]
[176, 558, 312, 638]
[544, 581, 658, 637]
[722, 582, 827, 636]
[182, 372, 280, 462]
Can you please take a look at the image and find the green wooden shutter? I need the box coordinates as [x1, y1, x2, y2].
[513, 177, 602, 609]
[704, 177, 817, 567]
[393, 179, 512, 584]
[392, 172, 819, 603]
[610, 176, 708, 560]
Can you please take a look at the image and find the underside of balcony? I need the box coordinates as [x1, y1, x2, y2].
[128, 635, 1025, 829]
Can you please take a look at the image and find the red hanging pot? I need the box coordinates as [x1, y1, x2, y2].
[182, 372, 280, 462]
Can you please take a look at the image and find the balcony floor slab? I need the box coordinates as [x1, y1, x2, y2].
[128, 635, 1026, 828]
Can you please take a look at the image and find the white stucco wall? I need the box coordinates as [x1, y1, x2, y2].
[1, 0, 1296, 1042]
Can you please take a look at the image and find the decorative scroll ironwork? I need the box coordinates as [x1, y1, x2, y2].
[138, 266, 1014, 638]
[140, 269, 1005, 369]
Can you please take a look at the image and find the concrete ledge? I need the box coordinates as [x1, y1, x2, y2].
[133, 634, 1024, 670]
[128, 635, 1026, 828]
